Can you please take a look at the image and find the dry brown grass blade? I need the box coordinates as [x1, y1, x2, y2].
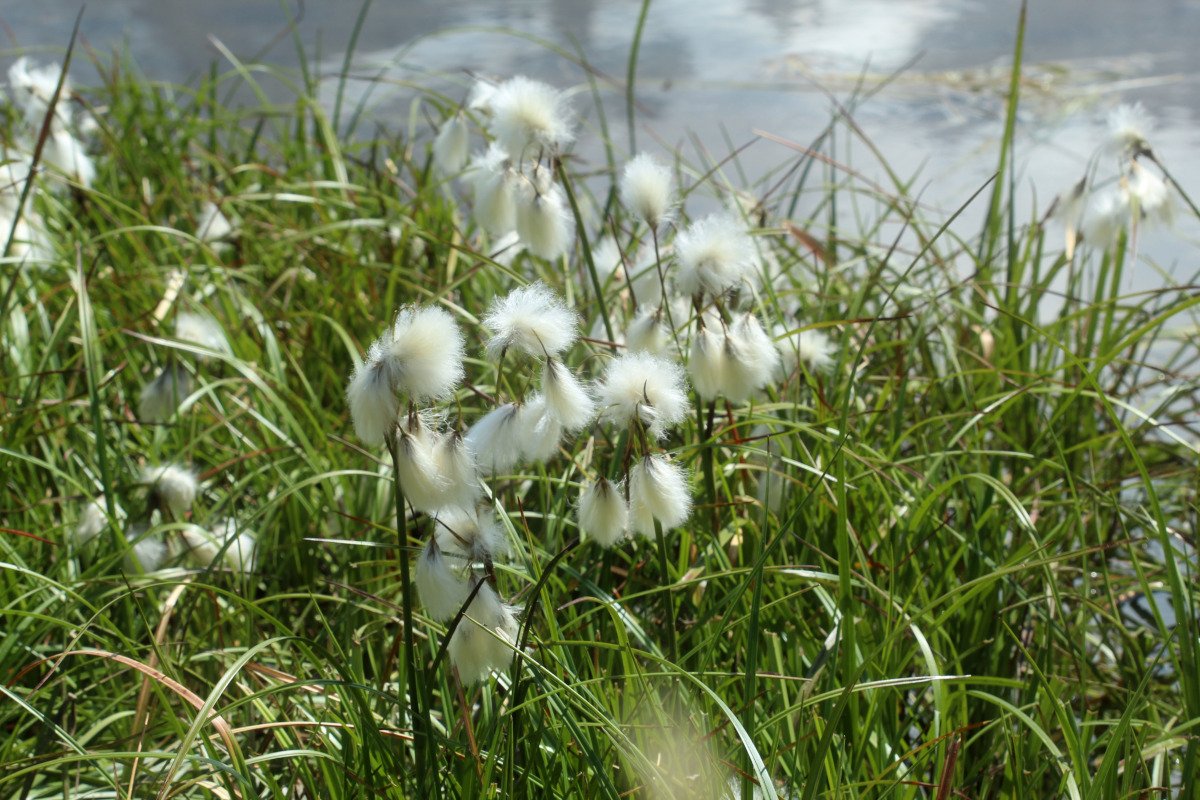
[34, 648, 239, 780]
[127, 581, 192, 798]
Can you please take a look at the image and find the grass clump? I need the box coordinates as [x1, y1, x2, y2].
[2, 11, 1199, 800]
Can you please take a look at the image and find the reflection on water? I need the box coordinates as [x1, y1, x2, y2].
[5, 2, 1199, 266]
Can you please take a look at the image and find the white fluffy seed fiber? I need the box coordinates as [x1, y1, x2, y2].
[448, 581, 521, 684]
[415, 539, 472, 622]
[515, 179, 573, 260]
[542, 358, 595, 432]
[619, 153, 674, 228]
[674, 214, 756, 297]
[465, 403, 523, 474]
[578, 478, 629, 547]
[490, 76, 574, 158]
[141, 463, 198, 517]
[628, 454, 691, 537]
[596, 351, 690, 439]
[483, 282, 578, 360]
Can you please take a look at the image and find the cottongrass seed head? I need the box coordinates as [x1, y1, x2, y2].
[620, 153, 675, 229]
[141, 463, 198, 517]
[1127, 161, 1173, 226]
[448, 580, 522, 684]
[74, 498, 119, 547]
[175, 312, 229, 359]
[578, 478, 629, 547]
[433, 506, 510, 563]
[432, 430, 482, 510]
[490, 75, 574, 158]
[629, 454, 691, 537]
[465, 402, 523, 474]
[515, 394, 564, 463]
[483, 282, 579, 360]
[542, 358, 596, 431]
[433, 111, 471, 174]
[780, 326, 837, 374]
[468, 143, 519, 235]
[596, 351, 690, 439]
[124, 520, 169, 573]
[138, 363, 192, 422]
[674, 213, 756, 297]
[722, 312, 780, 402]
[1107, 102, 1153, 156]
[345, 305, 465, 445]
[415, 538, 472, 622]
[393, 413, 452, 513]
[688, 324, 729, 402]
[179, 518, 257, 572]
[1080, 185, 1130, 248]
[515, 175, 573, 260]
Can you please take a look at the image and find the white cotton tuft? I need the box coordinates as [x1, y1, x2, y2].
[624, 307, 674, 356]
[628, 454, 691, 537]
[415, 539, 472, 622]
[74, 498, 119, 547]
[46, 129, 95, 188]
[175, 312, 229, 358]
[197, 201, 235, 242]
[124, 523, 169, 573]
[7, 57, 73, 128]
[1127, 161, 1173, 226]
[723, 313, 779, 402]
[179, 519, 256, 572]
[619, 153, 674, 229]
[542, 358, 595, 431]
[674, 214, 756, 297]
[431, 431, 481, 510]
[1107, 103, 1153, 155]
[468, 144, 519, 235]
[141, 463, 198, 517]
[688, 324, 729, 402]
[138, 364, 192, 422]
[1080, 186, 1130, 248]
[515, 176, 573, 260]
[779, 326, 837, 374]
[393, 414, 451, 514]
[595, 351, 690, 439]
[465, 403, 523, 474]
[516, 394, 564, 463]
[483, 282, 579, 360]
[345, 305, 466, 446]
[447, 580, 521, 684]
[490, 76, 574, 158]
[433, 506, 510, 564]
[345, 352, 400, 446]
[433, 506, 510, 563]
[386, 305, 466, 400]
[433, 112, 471, 175]
[467, 80, 497, 114]
[578, 479, 629, 547]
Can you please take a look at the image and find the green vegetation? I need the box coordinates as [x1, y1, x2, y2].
[2, 9, 1198, 799]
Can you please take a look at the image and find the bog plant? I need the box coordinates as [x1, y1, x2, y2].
[3, 9, 1200, 800]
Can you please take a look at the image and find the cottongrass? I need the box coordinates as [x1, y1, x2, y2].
[141, 463, 198, 517]
[595, 351, 691, 440]
[415, 538, 473, 622]
[447, 580, 522, 684]
[483, 282, 579, 360]
[489, 76, 574, 159]
[673, 213, 756, 297]
[578, 478, 630, 547]
[628, 454, 691, 537]
[620, 152, 675, 229]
